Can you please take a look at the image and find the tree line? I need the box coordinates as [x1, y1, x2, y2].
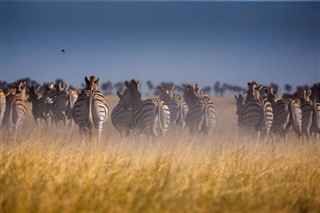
[0, 77, 311, 97]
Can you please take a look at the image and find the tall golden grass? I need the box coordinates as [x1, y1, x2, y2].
[1, 96, 320, 213]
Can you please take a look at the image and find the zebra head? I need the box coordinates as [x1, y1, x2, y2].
[16, 82, 27, 101]
[27, 85, 41, 102]
[297, 88, 312, 103]
[55, 82, 68, 93]
[247, 81, 263, 100]
[183, 85, 198, 105]
[165, 83, 175, 98]
[310, 83, 320, 102]
[123, 79, 142, 107]
[265, 86, 279, 105]
[85, 75, 100, 93]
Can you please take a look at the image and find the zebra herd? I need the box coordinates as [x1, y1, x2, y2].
[1, 76, 319, 143]
[235, 81, 320, 142]
[0, 75, 216, 142]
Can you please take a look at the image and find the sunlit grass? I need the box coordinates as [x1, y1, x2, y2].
[1, 97, 320, 213]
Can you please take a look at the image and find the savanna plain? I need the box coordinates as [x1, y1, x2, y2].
[1, 96, 319, 213]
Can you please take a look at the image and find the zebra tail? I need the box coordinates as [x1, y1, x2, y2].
[66, 92, 72, 119]
[157, 101, 164, 134]
[88, 95, 94, 132]
[8, 95, 14, 132]
[259, 99, 267, 132]
[289, 100, 301, 135]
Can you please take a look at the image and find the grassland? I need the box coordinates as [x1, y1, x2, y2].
[1, 97, 320, 213]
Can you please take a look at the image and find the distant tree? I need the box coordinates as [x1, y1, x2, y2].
[214, 81, 220, 96]
[101, 81, 113, 95]
[203, 86, 211, 95]
[270, 83, 279, 92]
[146, 80, 154, 91]
[284, 84, 292, 93]
[114, 81, 125, 94]
[0, 81, 8, 89]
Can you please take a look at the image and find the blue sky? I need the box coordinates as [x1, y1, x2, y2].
[1, 1, 320, 92]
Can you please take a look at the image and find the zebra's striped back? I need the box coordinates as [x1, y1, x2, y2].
[123, 79, 170, 137]
[131, 98, 170, 136]
[4, 82, 28, 132]
[298, 89, 313, 140]
[72, 76, 109, 142]
[0, 90, 5, 127]
[157, 85, 188, 131]
[52, 91, 69, 125]
[66, 89, 78, 120]
[270, 99, 291, 137]
[261, 99, 273, 136]
[111, 91, 132, 137]
[240, 99, 263, 134]
[184, 84, 216, 135]
[28, 86, 49, 126]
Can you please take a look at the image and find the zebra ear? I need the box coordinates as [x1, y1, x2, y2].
[85, 76, 90, 85]
[63, 82, 68, 89]
[94, 77, 101, 85]
[125, 81, 130, 88]
[257, 84, 263, 91]
[247, 82, 251, 87]
[137, 81, 141, 88]
[234, 95, 238, 101]
[307, 89, 312, 97]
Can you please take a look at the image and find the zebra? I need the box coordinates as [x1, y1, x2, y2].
[28, 85, 50, 127]
[72, 75, 109, 143]
[298, 87, 320, 140]
[265, 87, 302, 141]
[310, 83, 320, 138]
[297, 88, 314, 141]
[156, 83, 188, 131]
[183, 84, 216, 135]
[238, 81, 273, 139]
[121, 79, 170, 137]
[0, 89, 6, 127]
[3, 82, 28, 133]
[52, 82, 70, 127]
[111, 90, 132, 138]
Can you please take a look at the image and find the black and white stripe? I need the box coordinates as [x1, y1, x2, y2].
[111, 91, 132, 137]
[122, 79, 170, 137]
[157, 84, 188, 131]
[52, 82, 69, 126]
[298, 89, 314, 141]
[3, 82, 28, 133]
[237, 82, 272, 138]
[72, 76, 109, 142]
[183, 84, 216, 135]
[28, 85, 49, 127]
[0, 90, 5, 127]
[266, 87, 302, 141]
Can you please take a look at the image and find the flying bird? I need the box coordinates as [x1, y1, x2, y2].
[61, 49, 65, 53]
